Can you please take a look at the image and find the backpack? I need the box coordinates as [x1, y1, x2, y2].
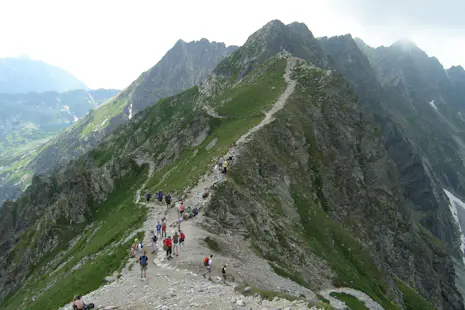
[140, 255, 148, 266]
[204, 256, 209, 266]
[180, 232, 185, 240]
[173, 236, 179, 243]
[152, 235, 157, 242]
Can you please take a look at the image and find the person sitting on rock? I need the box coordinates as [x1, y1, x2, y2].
[72, 295, 85, 310]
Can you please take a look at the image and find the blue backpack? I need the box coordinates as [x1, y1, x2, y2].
[140, 255, 148, 266]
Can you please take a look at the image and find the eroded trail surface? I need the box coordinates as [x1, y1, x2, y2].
[59, 57, 382, 310]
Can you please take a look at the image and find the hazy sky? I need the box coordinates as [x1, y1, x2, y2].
[1, 0, 464, 89]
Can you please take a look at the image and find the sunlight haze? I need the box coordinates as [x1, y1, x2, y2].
[1, 0, 464, 89]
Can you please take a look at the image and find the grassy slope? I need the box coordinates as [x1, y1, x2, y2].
[1, 57, 287, 310]
[2, 166, 147, 310]
[330, 292, 369, 310]
[146, 57, 287, 193]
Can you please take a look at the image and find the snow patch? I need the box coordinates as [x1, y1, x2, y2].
[128, 103, 133, 120]
[87, 92, 96, 105]
[73, 115, 79, 122]
[458, 112, 464, 122]
[429, 100, 438, 110]
[444, 189, 465, 263]
[100, 117, 109, 127]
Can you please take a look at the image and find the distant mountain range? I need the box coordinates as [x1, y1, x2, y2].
[0, 57, 87, 93]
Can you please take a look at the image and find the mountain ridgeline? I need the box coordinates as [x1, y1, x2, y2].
[1, 20, 465, 310]
[0, 39, 237, 204]
[0, 57, 88, 93]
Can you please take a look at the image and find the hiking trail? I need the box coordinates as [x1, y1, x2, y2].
[59, 57, 383, 310]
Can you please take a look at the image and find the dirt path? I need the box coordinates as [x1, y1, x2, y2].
[319, 288, 384, 310]
[59, 56, 380, 310]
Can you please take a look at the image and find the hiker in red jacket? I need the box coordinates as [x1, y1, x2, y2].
[164, 236, 173, 260]
[179, 230, 185, 247]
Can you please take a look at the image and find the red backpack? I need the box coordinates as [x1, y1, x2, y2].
[203, 256, 209, 266]
[180, 232, 185, 240]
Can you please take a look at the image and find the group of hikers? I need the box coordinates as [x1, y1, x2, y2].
[145, 190, 172, 206]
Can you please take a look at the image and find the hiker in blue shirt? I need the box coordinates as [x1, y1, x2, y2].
[156, 221, 162, 238]
[138, 250, 148, 278]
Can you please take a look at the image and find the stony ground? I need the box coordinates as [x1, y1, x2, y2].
[59, 57, 384, 310]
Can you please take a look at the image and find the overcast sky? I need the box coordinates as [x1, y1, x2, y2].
[1, 0, 464, 89]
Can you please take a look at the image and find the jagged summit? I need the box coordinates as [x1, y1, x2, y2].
[2, 18, 465, 310]
[214, 20, 327, 79]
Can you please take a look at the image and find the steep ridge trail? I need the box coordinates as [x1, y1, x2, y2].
[59, 57, 379, 310]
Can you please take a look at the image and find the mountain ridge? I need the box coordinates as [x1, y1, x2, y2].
[1, 20, 465, 310]
[0, 57, 88, 93]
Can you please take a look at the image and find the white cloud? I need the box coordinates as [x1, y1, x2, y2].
[1, 0, 463, 89]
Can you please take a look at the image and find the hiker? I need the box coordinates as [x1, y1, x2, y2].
[156, 190, 164, 202]
[173, 232, 179, 256]
[138, 250, 148, 278]
[72, 295, 94, 310]
[137, 240, 143, 255]
[202, 188, 209, 199]
[156, 221, 162, 238]
[145, 192, 151, 202]
[179, 202, 185, 214]
[193, 206, 199, 217]
[165, 193, 172, 207]
[178, 216, 183, 230]
[179, 230, 185, 247]
[151, 231, 158, 254]
[222, 160, 228, 174]
[161, 219, 167, 237]
[222, 264, 234, 283]
[202, 255, 213, 280]
[164, 236, 173, 259]
[130, 240, 137, 257]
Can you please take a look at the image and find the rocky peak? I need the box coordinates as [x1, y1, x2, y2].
[214, 20, 327, 80]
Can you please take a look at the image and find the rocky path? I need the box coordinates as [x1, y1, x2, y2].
[59, 57, 382, 310]
[319, 288, 384, 310]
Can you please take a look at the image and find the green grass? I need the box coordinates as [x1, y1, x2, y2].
[204, 236, 220, 252]
[396, 279, 436, 310]
[81, 99, 127, 136]
[2, 165, 148, 310]
[270, 262, 307, 287]
[330, 292, 369, 310]
[146, 57, 287, 194]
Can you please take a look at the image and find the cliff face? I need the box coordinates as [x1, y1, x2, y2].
[206, 59, 462, 309]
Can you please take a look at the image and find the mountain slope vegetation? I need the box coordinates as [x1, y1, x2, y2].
[1, 20, 464, 310]
[0, 89, 118, 202]
[0, 39, 237, 204]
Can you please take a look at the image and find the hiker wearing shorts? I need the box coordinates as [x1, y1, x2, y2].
[173, 233, 179, 256]
[138, 250, 148, 278]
